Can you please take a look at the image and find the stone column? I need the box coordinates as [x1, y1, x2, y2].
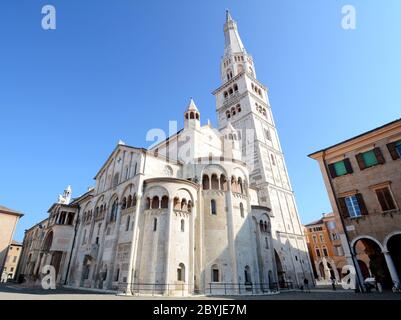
[125, 193, 142, 294]
[226, 180, 238, 290]
[163, 198, 174, 295]
[383, 250, 400, 284]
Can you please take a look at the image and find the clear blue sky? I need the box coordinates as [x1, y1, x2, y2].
[1, 1, 400, 242]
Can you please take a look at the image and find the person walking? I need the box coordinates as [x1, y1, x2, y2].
[303, 277, 310, 293]
[331, 276, 336, 291]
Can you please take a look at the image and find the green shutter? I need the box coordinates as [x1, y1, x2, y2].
[362, 150, 378, 168]
[333, 161, 347, 176]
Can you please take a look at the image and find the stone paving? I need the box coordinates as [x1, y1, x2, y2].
[1, 283, 400, 300]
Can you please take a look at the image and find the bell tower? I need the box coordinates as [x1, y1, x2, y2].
[214, 11, 314, 286]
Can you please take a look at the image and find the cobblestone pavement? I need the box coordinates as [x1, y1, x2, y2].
[1, 284, 400, 300]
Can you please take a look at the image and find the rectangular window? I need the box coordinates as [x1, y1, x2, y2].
[396, 141, 401, 157]
[312, 235, 317, 244]
[356, 148, 384, 170]
[13, 256, 17, 263]
[316, 248, 321, 257]
[319, 234, 324, 243]
[375, 187, 396, 212]
[212, 269, 219, 282]
[345, 195, 362, 218]
[387, 140, 401, 160]
[339, 194, 368, 218]
[362, 150, 378, 167]
[328, 159, 353, 178]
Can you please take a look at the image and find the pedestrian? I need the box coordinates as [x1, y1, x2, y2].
[1, 270, 8, 283]
[303, 277, 310, 293]
[331, 276, 336, 291]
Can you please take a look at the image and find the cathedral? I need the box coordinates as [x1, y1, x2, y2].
[18, 11, 313, 296]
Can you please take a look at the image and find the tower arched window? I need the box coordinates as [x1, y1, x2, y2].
[226, 111, 231, 119]
[271, 154, 276, 166]
[211, 199, 217, 215]
[220, 174, 227, 191]
[236, 104, 241, 113]
[173, 197, 180, 210]
[190, 112, 195, 119]
[211, 174, 219, 190]
[161, 196, 169, 209]
[122, 197, 127, 209]
[151, 196, 160, 209]
[202, 175, 210, 190]
[181, 199, 187, 211]
[228, 88, 233, 95]
[233, 84, 238, 91]
[127, 195, 132, 208]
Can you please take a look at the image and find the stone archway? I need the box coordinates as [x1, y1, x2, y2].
[354, 238, 392, 289]
[387, 234, 401, 283]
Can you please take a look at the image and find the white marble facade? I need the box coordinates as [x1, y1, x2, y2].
[24, 12, 313, 295]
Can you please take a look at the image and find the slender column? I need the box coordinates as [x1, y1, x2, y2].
[383, 250, 400, 284]
[125, 193, 142, 294]
[226, 180, 238, 287]
[164, 198, 175, 294]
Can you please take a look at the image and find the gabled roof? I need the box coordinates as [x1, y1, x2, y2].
[0, 205, 24, 217]
[93, 143, 147, 179]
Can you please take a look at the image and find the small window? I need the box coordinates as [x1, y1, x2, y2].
[212, 268, 219, 282]
[264, 129, 271, 141]
[316, 248, 321, 257]
[323, 247, 328, 257]
[177, 263, 185, 282]
[181, 219, 185, 232]
[240, 203, 244, 218]
[265, 237, 269, 249]
[211, 199, 217, 215]
[153, 218, 157, 231]
[375, 187, 396, 212]
[387, 140, 401, 160]
[126, 215, 131, 232]
[270, 154, 276, 166]
[344, 195, 362, 217]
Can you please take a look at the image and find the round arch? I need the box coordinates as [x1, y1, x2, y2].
[383, 230, 401, 251]
[350, 235, 384, 254]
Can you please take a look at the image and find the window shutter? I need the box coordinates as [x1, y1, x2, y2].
[328, 164, 337, 179]
[344, 158, 353, 174]
[387, 142, 400, 160]
[373, 147, 385, 164]
[338, 197, 349, 219]
[356, 193, 368, 215]
[355, 153, 366, 170]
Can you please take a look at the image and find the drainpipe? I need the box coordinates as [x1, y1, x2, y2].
[64, 205, 80, 285]
[321, 154, 365, 293]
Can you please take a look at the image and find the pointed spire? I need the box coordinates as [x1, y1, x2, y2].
[186, 97, 199, 112]
[223, 10, 246, 56]
[226, 10, 233, 22]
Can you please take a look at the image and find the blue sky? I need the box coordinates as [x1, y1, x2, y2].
[1, 1, 400, 241]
